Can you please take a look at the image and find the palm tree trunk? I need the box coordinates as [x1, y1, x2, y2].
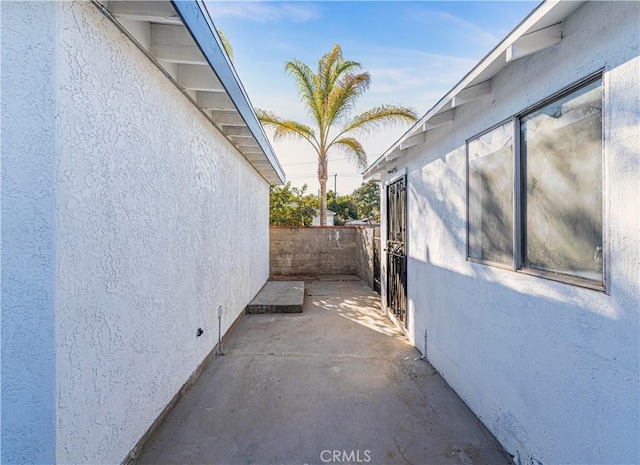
[319, 178, 327, 226]
[318, 155, 328, 226]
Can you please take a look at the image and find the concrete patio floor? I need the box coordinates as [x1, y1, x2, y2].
[137, 278, 510, 465]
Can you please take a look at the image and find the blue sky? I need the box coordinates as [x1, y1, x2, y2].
[208, 1, 539, 194]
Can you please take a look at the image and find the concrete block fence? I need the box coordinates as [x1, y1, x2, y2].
[270, 226, 376, 289]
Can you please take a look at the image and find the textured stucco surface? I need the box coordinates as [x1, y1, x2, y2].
[3, 1, 270, 463]
[54, 3, 270, 463]
[380, 2, 640, 464]
[1, 2, 57, 463]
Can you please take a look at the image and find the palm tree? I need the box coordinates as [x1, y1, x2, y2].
[257, 44, 417, 225]
[217, 29, 234, 60]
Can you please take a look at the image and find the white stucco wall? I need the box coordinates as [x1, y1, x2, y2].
[312, 211, 335, 226]
[380, 2, 639, 464]
[1, 2, 57, 463]
[54, 3, 270, 463]
[3, 1, 271, 463]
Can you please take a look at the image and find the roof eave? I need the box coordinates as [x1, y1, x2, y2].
[363, 0, 584, 177]
[172, 1, 285, 184]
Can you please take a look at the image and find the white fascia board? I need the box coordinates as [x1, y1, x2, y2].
[364, 0, 584, 178]
[171, 0, 286, 184]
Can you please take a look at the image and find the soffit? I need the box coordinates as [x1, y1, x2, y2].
[95, 0, 285, 185]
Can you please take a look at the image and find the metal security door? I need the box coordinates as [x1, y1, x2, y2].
[373, 227, 381, 294]
[386, 176, 407, 324]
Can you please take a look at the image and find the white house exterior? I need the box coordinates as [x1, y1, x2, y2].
[1, 1, 284, 463]
[365, 1, 639, 464]
[312, 210, 336, 226]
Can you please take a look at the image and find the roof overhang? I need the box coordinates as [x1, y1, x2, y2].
[363, 0, 584, 179]
[94, 0, 285, 185]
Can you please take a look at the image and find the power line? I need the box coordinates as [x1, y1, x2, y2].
[286, 173, 363, 178]
[282, 157, 347, 166]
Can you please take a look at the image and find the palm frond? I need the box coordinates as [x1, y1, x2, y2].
[284, 60, 322, 124]
[331, 137, 367, 171]
[325, 72, 371, 127]
[322, 55, 363, 98]
[334, 60, 363, 79]
[318, 45, 344, 95]
[217, 29, 233, 60]
[256, 109, 319, 152]
[315, 45, 369, 143]
[339, 104, 418, 136]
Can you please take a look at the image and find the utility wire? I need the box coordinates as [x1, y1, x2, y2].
[287, 173, 363, 178]
[282, 157, 347, 166]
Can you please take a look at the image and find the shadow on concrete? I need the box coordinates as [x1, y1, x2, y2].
[137, 278, 510, 465]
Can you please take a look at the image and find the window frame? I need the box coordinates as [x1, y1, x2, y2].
[466, 70, 607, 291]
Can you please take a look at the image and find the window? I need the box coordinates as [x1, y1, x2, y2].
[468, 121, 514, 266]
[467, 75, 604, 288]
[521, 79, 603, 283]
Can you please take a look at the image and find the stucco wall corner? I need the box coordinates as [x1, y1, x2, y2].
[51, 2, 270, 463]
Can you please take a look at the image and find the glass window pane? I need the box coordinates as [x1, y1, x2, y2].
[468, 122, 514, 265]
[521, 79, 603, 283]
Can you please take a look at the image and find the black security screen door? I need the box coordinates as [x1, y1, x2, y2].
[386, 176, 407, 324]
[373, 228, 382, 294]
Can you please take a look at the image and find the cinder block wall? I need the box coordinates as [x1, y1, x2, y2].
[355, 227, 375, 288]
[270, 227, 375, 285]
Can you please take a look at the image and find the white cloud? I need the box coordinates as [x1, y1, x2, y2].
[434, 11, 498, 45]
[207, 1, 320, 23]
[356, 48, 476, 115]
[410, 8, 500, 48]
[369, 54, 474, 91]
